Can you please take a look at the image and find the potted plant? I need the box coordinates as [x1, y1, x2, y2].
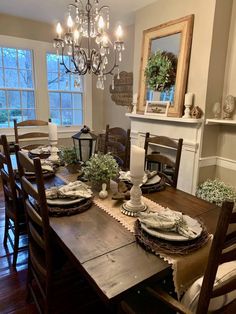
[196, 179, 236, 206]
[83, 153, 119, 191]
[60, 147, 79, 173]
[145, 50, 177, 93]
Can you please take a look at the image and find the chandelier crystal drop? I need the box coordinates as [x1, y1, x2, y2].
[53, 0, 125, 89]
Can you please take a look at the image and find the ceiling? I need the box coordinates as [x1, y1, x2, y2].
[0, 0, 157, 26]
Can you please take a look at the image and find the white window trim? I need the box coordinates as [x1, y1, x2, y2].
[0, 34, 92, 141]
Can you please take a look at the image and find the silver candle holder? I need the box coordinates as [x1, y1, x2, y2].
[121, 175, 147, 216]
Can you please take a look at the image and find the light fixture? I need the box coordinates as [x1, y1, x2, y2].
[53, 0, 125, 90]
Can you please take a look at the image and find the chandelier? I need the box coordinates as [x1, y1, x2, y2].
[53, 0, 124, 89]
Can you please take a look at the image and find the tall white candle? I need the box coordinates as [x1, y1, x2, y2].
[133, 93, 138, 104]
[48, 122, 58, 142]
[185, 92, 193, 105]
[130, 145, 145, 177]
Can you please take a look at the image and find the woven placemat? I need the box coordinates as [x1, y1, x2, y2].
[134, 219, 210, 255]
[47, 198, 93, 217]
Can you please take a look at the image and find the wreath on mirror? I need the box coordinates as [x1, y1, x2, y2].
[144, 50, 177, 92]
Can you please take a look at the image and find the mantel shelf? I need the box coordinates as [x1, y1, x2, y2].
[126, 113, 203, 124]
[205, 119, 236, 125]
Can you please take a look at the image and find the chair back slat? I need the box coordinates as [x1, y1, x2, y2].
[16, 120, 48, 127]
[212, 276, 236, 298]
[18, 132, 49, 140]
[28, 221, 45, 250]
[21, 177, 39, 202]
[144, 133, 183, 188]
[25, 199, 42, 227]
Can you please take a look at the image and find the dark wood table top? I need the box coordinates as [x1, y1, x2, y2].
[48, 175, 220, 302]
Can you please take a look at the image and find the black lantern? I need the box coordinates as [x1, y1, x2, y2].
[72, 126, 97, 163]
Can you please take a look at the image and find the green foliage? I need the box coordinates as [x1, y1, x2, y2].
[60, 147, 77, 165]
[11, 109, 22, 116]
[144, 50, 177, 92]
[196, 179, 236, 206]
[0, 111, 7, 123]
[83, 153, 119, 183]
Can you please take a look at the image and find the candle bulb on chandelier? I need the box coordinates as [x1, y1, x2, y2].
[74, 29, 80, 45]
[98, 16, 105, 31]
[67, 15, 74, 32]
[116, 25, 123, 42]
[56, 23, 62, 39]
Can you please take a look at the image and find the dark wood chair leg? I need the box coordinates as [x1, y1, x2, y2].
[12, 225, 20, 267]
[3, 214, 9, 246]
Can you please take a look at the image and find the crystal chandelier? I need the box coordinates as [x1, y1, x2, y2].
[53, 0, 125, 90]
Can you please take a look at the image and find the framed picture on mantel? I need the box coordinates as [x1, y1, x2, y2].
[145, 101, 170, 116]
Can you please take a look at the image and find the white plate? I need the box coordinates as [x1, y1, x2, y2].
[140, 215, 202, 242]
[47, 198, 85, 206]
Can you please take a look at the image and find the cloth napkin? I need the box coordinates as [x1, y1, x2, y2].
[138, 209, 199, 239]
[46, 181, 93, 200]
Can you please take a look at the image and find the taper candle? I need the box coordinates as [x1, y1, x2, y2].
[48, 122, 58, 142]
[184, 92, 193, 105]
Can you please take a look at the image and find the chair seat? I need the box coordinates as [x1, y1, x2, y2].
[181, 261, 236, 313]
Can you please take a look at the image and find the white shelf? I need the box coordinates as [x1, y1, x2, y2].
[126, 113, 203, 124]
[205, 119, 236, 125]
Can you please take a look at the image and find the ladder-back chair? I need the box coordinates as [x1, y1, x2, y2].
[0, 134, 27, 267]
[144, 133, 183, 188]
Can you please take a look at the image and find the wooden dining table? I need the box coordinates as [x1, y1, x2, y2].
[41, 170, 220, 308]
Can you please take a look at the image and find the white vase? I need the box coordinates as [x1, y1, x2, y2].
[212, 102, 221, 119]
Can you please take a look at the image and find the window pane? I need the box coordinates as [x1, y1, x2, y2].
[18, 50, 32, 69]
[3, 48, 17, 68]
[5, 69, 18, 87]
[0, 49, 2, 67]
[48, 72, 59, 90]
[47, 53, 58, 72]
[49, 92, 60, 109]
[0, 91, 6, 108]
[61, 93, 72, 108]
[8, 90, 21, 108]
[10, 109, 22, 123]
[22, 109, 35, 120]
[73, 110, 83, 125]
[0, 68, 4, 87]
[59, 72, 69, 90]
[72, 93, 82, 109]
[0, 109, 8, 127]
[71, 76, 83, 92]
[19, 70, 33, 88]
[60, 55, 70, 72]
[62, 110, 73, 125]
[22, 91, 35, 108]
[50, 109, 60, 125]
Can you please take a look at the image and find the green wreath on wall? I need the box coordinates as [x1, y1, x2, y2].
[144, 50, 178, 92]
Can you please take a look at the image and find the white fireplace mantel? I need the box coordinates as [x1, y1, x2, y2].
[126, 113, 204, 194]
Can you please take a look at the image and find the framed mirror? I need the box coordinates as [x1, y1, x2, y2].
[138, 15, 194, 117]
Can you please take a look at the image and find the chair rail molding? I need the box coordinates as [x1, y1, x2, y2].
[199, 156, 236, 171]
[128, 114, 204, 194]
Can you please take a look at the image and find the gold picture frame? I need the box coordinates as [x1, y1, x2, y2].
[145, 101, 170, 116]
[138, 15, 194, 117]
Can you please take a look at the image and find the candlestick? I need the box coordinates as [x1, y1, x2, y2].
[183, 92, 194, 119]
[48, 122, 58, 143]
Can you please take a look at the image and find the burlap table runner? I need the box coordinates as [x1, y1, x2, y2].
[55, 171, 213, 297]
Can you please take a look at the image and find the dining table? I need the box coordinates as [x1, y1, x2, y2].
[38, 167, 221, 310]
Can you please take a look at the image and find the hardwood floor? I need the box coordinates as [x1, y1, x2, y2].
[0, 191, 37, 314]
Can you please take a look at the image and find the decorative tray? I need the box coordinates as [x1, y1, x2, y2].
[134, 220, 210, 255]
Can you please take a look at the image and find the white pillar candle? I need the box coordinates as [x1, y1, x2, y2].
[130, 145, 145, 177]
[48, 122, 58, 142]
[185, 92, 193, 105]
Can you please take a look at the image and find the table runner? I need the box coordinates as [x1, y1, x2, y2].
[55, 170, 213, 297]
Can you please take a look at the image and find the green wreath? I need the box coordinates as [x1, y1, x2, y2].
[144, 50, 177, 92]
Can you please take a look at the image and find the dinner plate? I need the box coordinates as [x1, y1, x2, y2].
[47, 197, 85, 206]
[140, 215, 202, 242]
[143, 174, 161, 186]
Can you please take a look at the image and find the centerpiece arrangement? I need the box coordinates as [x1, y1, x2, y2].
[145, 50, 177, 92]
[83, 153, 119, 191]
[60, 147, 80, 173]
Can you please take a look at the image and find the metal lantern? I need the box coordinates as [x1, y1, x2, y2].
[72, 126, 97, 163]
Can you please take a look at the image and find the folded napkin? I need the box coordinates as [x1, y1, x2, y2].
[138, 209, 199, 239]
[46, 181, 93, 200]
[40, 159, 54, 173]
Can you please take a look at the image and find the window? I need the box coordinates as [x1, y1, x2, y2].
[0, 47, 35, 128]
[47, 53, 83, 126]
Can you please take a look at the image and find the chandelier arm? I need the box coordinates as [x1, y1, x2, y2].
[90, 49, 102, 74]
[98, 5, 109, 13]
[102, 52, 118, 75]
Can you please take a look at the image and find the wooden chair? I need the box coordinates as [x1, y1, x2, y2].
[14, 119, 49, 150]
[144, 133, 183, 188]
[120, 200, 236, 314]
[0, 134, 27, 267]
[15, 145, 107, 314]
[104, 124, 131, 170]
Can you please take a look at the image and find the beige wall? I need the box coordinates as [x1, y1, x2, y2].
[103, 24, 134, 130]
[198, 165, 216, 183]
[133, 0, 216, 113]
[215, 166, 236, 188]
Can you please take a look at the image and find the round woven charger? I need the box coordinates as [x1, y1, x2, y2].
[134, 219, 210, 255]
[48, 197, 93, 217]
